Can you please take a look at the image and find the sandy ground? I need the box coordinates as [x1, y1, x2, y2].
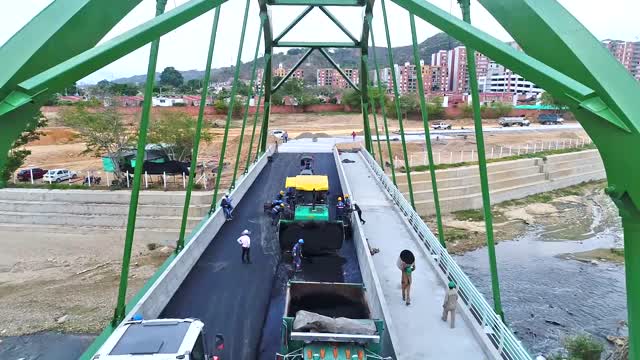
[424, 180, 614, 255]
[0, 229, 172, 336]
[1, 112, 591, 337]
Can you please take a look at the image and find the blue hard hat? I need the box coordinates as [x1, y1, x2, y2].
[132, 314, 143, 321]
[298, 239, 304, 244]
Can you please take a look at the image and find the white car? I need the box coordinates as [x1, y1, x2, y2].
[431, 122, 452, 130]
[270, 129, 285, 139]
[43, 169, 77, 183]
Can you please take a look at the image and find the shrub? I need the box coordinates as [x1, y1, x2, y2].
[564, 334, 604, 360]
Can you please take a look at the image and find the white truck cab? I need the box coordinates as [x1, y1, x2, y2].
[92, 319, 209, 360]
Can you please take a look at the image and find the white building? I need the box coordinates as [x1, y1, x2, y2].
[152, 96, 185, 107]
[478, 62, 543, 95]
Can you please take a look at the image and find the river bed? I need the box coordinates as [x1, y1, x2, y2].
[455, 191, 628, 356]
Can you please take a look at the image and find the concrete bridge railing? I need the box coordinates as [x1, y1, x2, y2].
[360, 148, 533, 360]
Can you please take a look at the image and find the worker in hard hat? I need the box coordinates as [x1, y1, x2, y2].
[271, 203, 285, 226]
[292, 239, 304, 272]
[344, 194, 352, 209]
[336, 196, 346, 220]
[442, 281, 459, 328]
[276, 190, 285, 201]
[237, 229, 251, 264]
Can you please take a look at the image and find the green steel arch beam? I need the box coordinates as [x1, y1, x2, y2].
[0, 0, 226, 187]
[0, 0, 142, 100]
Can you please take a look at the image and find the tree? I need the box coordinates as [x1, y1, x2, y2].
[148, 112, 212, 162]
[540, 91, 566, 114]
[159, 66, 184, 88]
[491, 102, 513, 118]
[109, 83, 139, 96]
[397, 95, 419, 119]
[287, 48, 303, 56]
[342, 89, 361, 110]
[186, 79, 203, 92]
[60, 105, 134, 179]
[1, 112, 48, 182]
[460, 103, 473, 118]
[427, 96, 445, 119]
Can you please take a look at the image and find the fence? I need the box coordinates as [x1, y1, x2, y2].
[396, 137, 593, 168]
[12, 160, 222, 190]
[361, 148, 532, 360]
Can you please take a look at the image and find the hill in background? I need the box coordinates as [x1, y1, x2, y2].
[112, 32, 461, 85]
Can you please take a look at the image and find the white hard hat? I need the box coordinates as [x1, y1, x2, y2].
[242, 229, 250, 235]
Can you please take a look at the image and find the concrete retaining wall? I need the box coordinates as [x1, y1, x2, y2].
[119, 149, 272, 328]
[333, 148, 398, 357]
[405, 149, 605, 215]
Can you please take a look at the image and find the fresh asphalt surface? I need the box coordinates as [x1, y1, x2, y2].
[162, 152, 364, 360]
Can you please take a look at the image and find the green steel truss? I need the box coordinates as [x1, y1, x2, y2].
[2, 0, 640, 358]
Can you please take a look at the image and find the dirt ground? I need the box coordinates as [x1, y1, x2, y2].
[1, 112, 591, 337]
[424, 180, 614, 255]
[0, 229, 172, 336]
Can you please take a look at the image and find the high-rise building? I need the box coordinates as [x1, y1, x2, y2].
[602, 39, 640, 80]
[445, 46, 490, 93]
[478, 62, 543, 95]
[316, 68, 359, 89]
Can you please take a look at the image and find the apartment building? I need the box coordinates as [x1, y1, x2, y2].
[317, 68, 359, 89]
[602, 39, 640, 80]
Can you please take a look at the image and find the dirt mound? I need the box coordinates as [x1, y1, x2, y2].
[295, 132, 331, 139]
[29, 128, 79, 146]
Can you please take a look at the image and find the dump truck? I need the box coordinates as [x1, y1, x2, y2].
[277, 175, 347, 255]
[278, 281, 388, 360]
[91, 318, 225, 360]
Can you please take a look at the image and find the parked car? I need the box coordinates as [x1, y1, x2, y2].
[16, 167, 47, 182]
[538, 113, 564, 125]
[499, 116, 530, 127]
[43, 169, 77, 183]
[431, 122, 452, 130]
[270, 129, 285, 139]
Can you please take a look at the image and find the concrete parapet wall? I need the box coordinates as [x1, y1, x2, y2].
[408, 149, 605, 215]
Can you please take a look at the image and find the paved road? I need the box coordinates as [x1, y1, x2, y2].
[162, 152, 359, 360]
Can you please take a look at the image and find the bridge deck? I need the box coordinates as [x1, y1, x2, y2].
[340, 151, 487, 359]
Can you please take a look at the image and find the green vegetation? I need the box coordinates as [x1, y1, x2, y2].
[499, 182, 597, 208]
[452, 209, 485, 222]
[60, 105, 135, 180]
[401, 143, 597, 173]
[548, 333, 604, 360]
[148, 112, 213, 162]
[2, 111, 48, 183]
[8, 182, 89, 190]
[564, 247, 625, 264]
[159, 66, 184, 88]
[443, 227, 468, 242]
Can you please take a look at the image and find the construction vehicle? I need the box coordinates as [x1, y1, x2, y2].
[498, 116, 531, 127]
[277, 174, 347, 255]
[277, 281, 389, 360]
[91, 318, 225, 359]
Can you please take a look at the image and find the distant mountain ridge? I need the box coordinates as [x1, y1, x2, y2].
[111, 32, 461, 85]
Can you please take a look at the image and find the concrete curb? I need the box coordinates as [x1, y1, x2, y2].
[333, 148, 400, 358]
[357, 150, 502, 360]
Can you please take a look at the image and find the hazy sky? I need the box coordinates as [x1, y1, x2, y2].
[2, 0, 639, 84]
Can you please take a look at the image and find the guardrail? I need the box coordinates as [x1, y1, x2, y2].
[360, 148, 532, 360]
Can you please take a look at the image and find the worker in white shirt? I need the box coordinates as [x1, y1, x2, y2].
[237, 229, 251, 264]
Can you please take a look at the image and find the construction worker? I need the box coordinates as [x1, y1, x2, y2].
[292, 239, 304, 272]
[336, 197, 345, 220]
[442, 281, 459, 328]
[237, 229, 251, 264]
[351, 131, 357, 141]
[344, 194, 352, 209]
[353, 201, 365, 224]
[285, 187, 295, 205]
[276, 190, 285, 201]
[220, 193, 233, 221]
[271, 203, 285, 225]
[401, 261, 416, 306]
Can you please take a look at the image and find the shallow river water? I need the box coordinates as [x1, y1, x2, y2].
[455, 202, 627, 356]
